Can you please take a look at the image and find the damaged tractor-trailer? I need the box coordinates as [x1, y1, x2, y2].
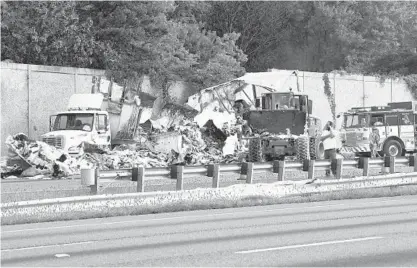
[243, 91, 326, 162]
[41, 94, 182, 156]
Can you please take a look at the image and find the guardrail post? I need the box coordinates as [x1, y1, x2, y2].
[414, 154, 417, 172]
[303, 159, 315, 180]
[131, 167, 138, 182]
[137, 167, 145, 193]
[239, 162, 248, 180]
[246, 163, 254, 184]
[171, 165, 178, 179]
[362, 157, 370, 176]
[385, 156, 395, 174]
[90, 168, 99, 195]
[358, 157, 369, 176]
[332, 158, 343, 180]
[207, 164, 214, 177]
[410, 153, 417, 172]
[212, 164, 220, 188]
[278, 161, 286, 181]
[176, 166, 184, 191]
[272, 160, 280, 174]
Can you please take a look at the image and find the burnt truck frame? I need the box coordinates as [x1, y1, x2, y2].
[242, 91, 324, 161]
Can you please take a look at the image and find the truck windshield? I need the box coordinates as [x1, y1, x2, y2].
[53, 114, 94, 131]
[264, 93, 301, 110]
[344, 114, 368, 128]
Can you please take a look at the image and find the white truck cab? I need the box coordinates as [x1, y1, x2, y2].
[41, 94, 111, 155]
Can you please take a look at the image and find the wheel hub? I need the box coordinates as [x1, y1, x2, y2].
[388, 145, 399, 156]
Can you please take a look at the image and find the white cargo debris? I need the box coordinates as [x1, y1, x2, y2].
[222, 134, 239, 156]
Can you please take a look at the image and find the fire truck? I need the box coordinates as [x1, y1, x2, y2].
[339, 101, 417, 157]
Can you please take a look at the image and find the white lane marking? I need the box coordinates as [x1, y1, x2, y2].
[1, 241, 93, 252]
[2, 204, 345, 233]
[236, 236, 384, 254]
[2, 197, 414, 234]
[55, 253, 70, 258]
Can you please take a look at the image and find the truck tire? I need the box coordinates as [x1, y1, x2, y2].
[383, 139, 403, 157]
[309, 137, 324, 160]
[296, 135, 310, 161]
[248, 138, 263, 162]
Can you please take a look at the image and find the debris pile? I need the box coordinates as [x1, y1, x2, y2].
[5, 134, 79, 178]
[0, 163, 23, 179]
[2, 117, 248, 179]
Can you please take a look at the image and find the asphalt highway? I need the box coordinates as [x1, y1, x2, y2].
[2, 195, 417, 267]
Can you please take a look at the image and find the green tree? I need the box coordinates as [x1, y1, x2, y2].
[206, 1, 292, 71]
[83, 2, 246, 100]
[204, 1, 417, 75]
[1, 1, 247, 100]
[1, 1, 101, 67]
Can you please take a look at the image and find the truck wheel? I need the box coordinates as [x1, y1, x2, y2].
[248, 138, 263, 162]
[383, 140, 403, 157]
[296, 135, 310, 161]
[309, 138, 324, 160]
[309, 138, 318, 160]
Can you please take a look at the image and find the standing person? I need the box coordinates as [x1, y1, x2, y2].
[369, 125, 380, 158]
[321, 121, 338, 176]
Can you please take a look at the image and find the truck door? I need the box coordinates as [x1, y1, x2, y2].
[96, 113, 111, 148]
[399, 112, 414, 151]
[385, 113, 399, 138]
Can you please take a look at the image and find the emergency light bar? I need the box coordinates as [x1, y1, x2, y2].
[350, 107, 372, 112]
[388, 101, 417, 112]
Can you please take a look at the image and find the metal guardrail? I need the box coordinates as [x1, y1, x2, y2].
[5, 171, 417, 210]
[83, 154, 417, 194]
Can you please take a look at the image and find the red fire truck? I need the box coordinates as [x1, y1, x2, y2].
[339, 101, 417, 157]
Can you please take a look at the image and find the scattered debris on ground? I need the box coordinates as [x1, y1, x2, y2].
[2, 114, 249, 179]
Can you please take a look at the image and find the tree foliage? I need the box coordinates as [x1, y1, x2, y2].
[1, 1, 101, 67]
[2, 1, 416, 92]
[1, 1, 246, 99]
[204, 1, 417, 76]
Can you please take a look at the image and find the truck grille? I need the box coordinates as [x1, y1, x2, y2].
[42, 137, 63, 149]
[345, 132, 359, 146]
